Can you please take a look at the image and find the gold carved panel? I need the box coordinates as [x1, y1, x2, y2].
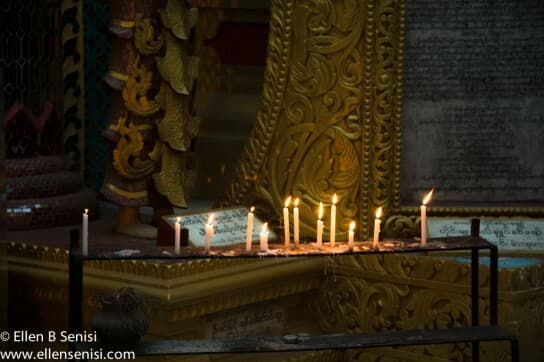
[220, 0, 405, 239]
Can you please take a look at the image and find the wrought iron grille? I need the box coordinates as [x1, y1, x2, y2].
[0, 0, 63, 115]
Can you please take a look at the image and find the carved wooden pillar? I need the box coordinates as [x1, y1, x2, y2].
[101, 0, 199, 236]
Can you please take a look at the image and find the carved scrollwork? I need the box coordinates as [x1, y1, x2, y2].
[121, 57, 161, 116]
[217, 0, 406, 239]
[316, 273, 475, 360]
[112, 115, 156, 179]
[134, 15, 163, 55]
[276, 0, 365, 240]
[383, 214, 418, 237]
[220, 0, 369, 240]
[368, 0, 404, 238]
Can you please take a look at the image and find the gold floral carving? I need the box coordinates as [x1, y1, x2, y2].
[159, 0, 198, 40]
[313, 254, 524, 361]
[112, 115, 156, 179]
[156, 32, 199, 95]
[121, 58, 161, 116]
[220, 0, 366, 240]
[156, 83, 200, 152]
[134, 15, 163, 55]
[152, 143, 192, 207]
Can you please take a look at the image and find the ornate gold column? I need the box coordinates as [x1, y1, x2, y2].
[220, 0, 405, 240]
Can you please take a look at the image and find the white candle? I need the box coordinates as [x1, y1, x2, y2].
[373, 207, 383, 248]
[174, 217, 181, 255]
[330, 194, 337, 246]
[205, 213, 215, 252]
[246, 207, 255, 252]
[260, 222, 269, 251]
[316, 202, 324, 246]
[82, 209, 88, 256]
[420, 189, 434, 246]
[348, 221, 355, 249]
[283, 196, 291, 247]
[293, 198, 300, 247]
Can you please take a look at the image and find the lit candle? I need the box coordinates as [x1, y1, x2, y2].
[246, 207, 255, 252]
[420, 189, 434, 246]
[260, 222, 269, 251]
[373, 207, 383, 248]
[82, 209, 88, 256]
[330, 194, 337, 246]
[283, 196, 291, 247]
[348, 221, 355, 249]
[293, 198, 300, 247]
[174, 217, 181, 255]
[316, 202, 324, 246]
[205, 213, 215, 252]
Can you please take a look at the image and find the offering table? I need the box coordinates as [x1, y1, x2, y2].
[67, 221, 520, 361]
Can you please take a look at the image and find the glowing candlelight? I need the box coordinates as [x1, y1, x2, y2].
[283, 196, 291, 247]
[420, 189, 434, 246]
[348, 221, 356, 249]
[82, 209, 88, 256]
[205, 213, 215, 252]
[293, 198, 300, 247]
[373, 207, 383, 248]
[246, 207, 255, 252]
[316, 202, 324, 246]
[174, 217, 181, 255]
[330, 194, 337, 246]
[260, 222, 269, 251]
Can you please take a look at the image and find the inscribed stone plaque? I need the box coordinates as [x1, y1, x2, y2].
[428, 218, 544, 251]
[401, 0, 544, 203]
[206, 302, 285, 339]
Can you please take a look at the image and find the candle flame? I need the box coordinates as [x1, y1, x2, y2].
[176, 217, 181, 223]
[84, 208, 88, 214]
[375, 206, 383, 219]
[294, 198, 299, 207]
[349, 221, 356, 231]
[284, 196, 292, 208]
[318, 202, 324, 219]
[422, 188, 434, 205]
[207, 213, 214, 225]
[250, 206, 255, 213]
[261, 222, 268, 233]
[332, 193, 338, 205]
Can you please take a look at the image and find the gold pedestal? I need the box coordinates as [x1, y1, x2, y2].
[7, 243, 544, 361]
[8, 242, 330, 361]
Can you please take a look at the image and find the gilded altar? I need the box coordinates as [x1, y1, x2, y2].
[7, 242, 544, 361]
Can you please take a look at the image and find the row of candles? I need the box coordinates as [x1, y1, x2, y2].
[80, 189, 434, 256]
